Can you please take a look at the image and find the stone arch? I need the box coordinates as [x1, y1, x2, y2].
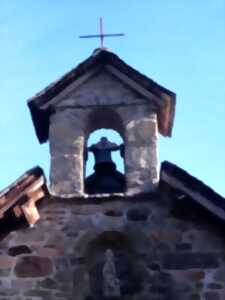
[85, 230, 133, 263]
[74, 229, 102, 256]
[84, 107, 125, 140]
[74, 230, 131, 258]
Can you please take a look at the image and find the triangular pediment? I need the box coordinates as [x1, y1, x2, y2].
[48, 67, 158, 109]
[28, 49, 176, 143]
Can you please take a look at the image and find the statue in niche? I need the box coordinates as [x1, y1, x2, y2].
[102, 249, 121, 298]
[85, 137, 125, 194]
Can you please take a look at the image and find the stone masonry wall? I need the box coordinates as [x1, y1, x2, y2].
[49, 69, 158, 197]
[0, 193, 225, 300]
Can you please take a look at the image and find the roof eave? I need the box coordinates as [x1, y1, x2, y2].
[28, 101, 50, 144]
[160, 161, 225, 222]
[159, 93, 176, 137]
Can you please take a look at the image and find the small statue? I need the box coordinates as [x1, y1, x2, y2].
[86, 137, 124, 165]
[102, 249, 121, 298]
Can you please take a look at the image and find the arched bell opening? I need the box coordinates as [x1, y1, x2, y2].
[86, 129, 125, 177]
[84, 108, 126, 195]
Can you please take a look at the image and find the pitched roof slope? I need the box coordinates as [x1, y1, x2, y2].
[161, 161, 225, 222]
[28, 49, 176, 143]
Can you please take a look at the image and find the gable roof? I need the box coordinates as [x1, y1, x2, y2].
[161, 161, 225, 223]
[28, 48, 176, 143]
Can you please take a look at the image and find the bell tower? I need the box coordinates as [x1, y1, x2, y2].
[28, 48, 175, 197]
[1, 35, 225, 300]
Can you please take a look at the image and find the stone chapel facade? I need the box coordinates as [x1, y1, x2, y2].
[0, 48, 225, 300]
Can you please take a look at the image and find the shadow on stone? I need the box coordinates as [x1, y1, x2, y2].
[7, 245, 32, 256]
[126, 207, 151, 222]
[104, 210, 123, 217]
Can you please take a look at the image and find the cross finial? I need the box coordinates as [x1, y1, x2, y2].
[79, 17, 125, 48]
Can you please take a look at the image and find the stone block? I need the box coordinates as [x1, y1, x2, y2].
[14, 256, 53, 278]
[188, 271, 205, 282]
[24, 289, 52, 297]
[38, 277, 59, 290]
[11, 279, 35, 290]
[36, 247, 63, 258]
[53, 259, 69, 274]
[175, 243, 192, 251]
[0, 257, 15, 269]
[207, 283, 224, 289]
[214, 266, 225, 282]
[54, 270, 72, 285]
[15, 228, 45, 243]
[45, 233, 65, 247]
[49, 109, 85, 196]
[171, 270, 205, 284]
[189, 294, 201, 300]
[148, 263, 161, 271]
[126, 169, 156, 195]
[163, 253, 219, 270]
[0, 289, 18, 296]
[7, 245, 32, 257]
[126, 207, 151, 221]
[50, 154, 83, 196]
[0, 269, 11, 277]
[205, 291, 221, 300]
[49, 110, 85, 148]
[0, 279, 10, 289]
[104, 210, 123, 217]
[71, 205, 102, 215]
[149, 271, 176, 299]
[69, 215, 93, 231]
[125, 145, 153, 170]
[125, 116, 157, 145]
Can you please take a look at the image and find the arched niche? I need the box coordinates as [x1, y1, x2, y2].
[84, 231, 143, 299]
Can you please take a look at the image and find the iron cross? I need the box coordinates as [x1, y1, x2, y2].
[79, 17, 125, 48]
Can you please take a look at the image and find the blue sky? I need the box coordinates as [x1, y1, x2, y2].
[0, 0, 225, 196]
